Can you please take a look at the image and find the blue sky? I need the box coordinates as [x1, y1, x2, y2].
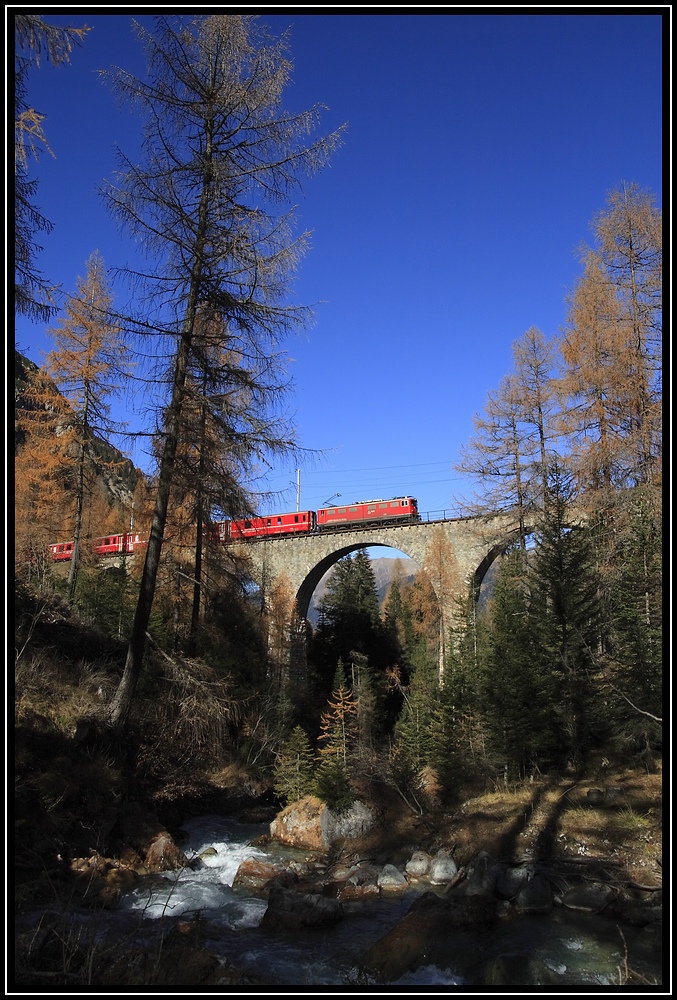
[13, 11, 664, 522]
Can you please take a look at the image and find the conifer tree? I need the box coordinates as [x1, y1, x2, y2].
[480, 550, 560, 779]
[528, 466, 606, 769]
[104, 15, 344, 729]
[423, 525, 461, 684]
[511, 326, 560, 507]
[557, 184, 662, 502]
[314, 550, 385, 682]
[391, 658, 437, 798]
[604, 487, 661, 761]
[315, 668, 358, 810]
[456, 326, 560, 536]
[15, 365, 76, 583]
[273, 725, 315, 804]
[45, 251, 128, 602]
[455, 373, 535, 548]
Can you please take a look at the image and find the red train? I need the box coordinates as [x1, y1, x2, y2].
[317, 496, 418, 530]
[49, 497, 419, 559]
[212, 497, 419, 540]
[49, 531, 148, 562]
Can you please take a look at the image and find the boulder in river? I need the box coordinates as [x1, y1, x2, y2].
[269, 795, 375, 850]
[261, 884, 344, 931]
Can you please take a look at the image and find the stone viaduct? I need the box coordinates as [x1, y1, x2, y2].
[232, 511, 523, 623]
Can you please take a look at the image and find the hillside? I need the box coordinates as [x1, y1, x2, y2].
[14, 350, 141, 516]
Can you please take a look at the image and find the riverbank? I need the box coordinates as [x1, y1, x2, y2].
[14, 758, 662, 987]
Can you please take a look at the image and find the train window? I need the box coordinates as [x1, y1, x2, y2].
[390, 501, 399, 508]
[277, 517, 282, 524]
[294, 515, 299, 523]
[349, 506, 357, 512]
[379, 503, 388, 509]
[337, 508, 345, 514]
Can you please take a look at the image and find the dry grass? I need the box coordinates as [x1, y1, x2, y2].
[440, 771, 662, 885]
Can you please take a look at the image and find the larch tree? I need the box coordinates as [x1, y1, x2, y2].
[14, 14, 89, 322]
[103, 15, 344, 730]
[45, 250, 128, 603]
[557, 184, 662, 503]
[15, 364, 76, 583]
[590, 183, 661, 489]
[557, 255, 626, 499]
[423, 525, 461, 686]
[455, 373, 534, 551]
[511, 326, 560, 508]
[316, 669, 358, 810]
[171, 303, 298, 656]
[456, 325, 561, 536]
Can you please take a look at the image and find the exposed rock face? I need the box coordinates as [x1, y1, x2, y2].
[269, 796, 375, 851]
[144, 833, 188, 872]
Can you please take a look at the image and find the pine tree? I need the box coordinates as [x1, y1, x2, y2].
[391, 663, 437, 797]
[314, 551, 385, 682]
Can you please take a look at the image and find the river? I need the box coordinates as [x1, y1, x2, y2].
[114, 813, 662, 988]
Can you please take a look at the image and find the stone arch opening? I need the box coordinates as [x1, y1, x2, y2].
[471, 527, 534, 607]
[295, 541, 419, 621]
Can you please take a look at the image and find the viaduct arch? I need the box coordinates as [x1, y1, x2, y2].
[234, 511, 524, 622]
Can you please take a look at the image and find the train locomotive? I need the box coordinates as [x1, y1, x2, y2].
[49, 496, 419, 560]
